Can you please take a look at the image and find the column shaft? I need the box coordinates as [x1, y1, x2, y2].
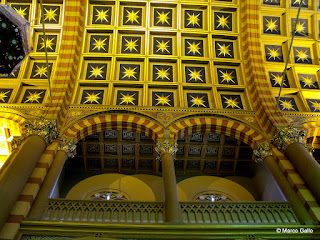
[285, 142, 320, 201]
[264, 156, 314, 224]
[161, 153, 182, 223]
[0, 148, 18, 177]
[28, 150, 68, 219]
[0, 135, 46, 229]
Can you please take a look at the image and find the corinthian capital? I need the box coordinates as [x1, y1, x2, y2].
[271, 126, 305, 153]
[253, 143, 272, 163]
[59, 137, 77, 158]
[24, 117, 58, 145]
[155, 140, 178, 161]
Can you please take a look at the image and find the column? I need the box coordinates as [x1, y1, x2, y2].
[285, 142, 320, 201]
[0, 135, 46, 229]
[264, 156, 314, 224]
[0, 148, 18, 177]
[28, 150, 68, 219]
[156, 140, 182, 223]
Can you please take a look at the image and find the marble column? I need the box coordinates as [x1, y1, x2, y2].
[28, 150, 68, 219]
[0, 135, 46, 229]
[156, 140, 182, 223]
[285, 142, 320, 201]
[264, 156, 314, 224]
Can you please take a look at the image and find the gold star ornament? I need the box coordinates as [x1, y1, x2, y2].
[119, 93, 136, 105]
[301, 76, 316, 88]
[122, 66, 137, 80]
[24, 91, 44, 103]
[265, 18, 279, 33]
[155, 39, 171, 54]
[186, 40, 202, 56]
[91, 37, 108, 51]
[155, 94, 171, 106]
[216, 13, 231, 30]
[309, 100, 320, 111]
[279, 99, 296, 111]
[271, 73, 286, 87]
[188, 69, 203, 82]
[83, 92, 101, 104]
[88, 65, 105, 79]
[190, 95, 207, 108]
[216, 43, 232, 57]
[0, 91, 10, 102]
[125, 8, 140, 25]
[155, 67, 170, 81]
[295, 48, 309, 62]
[156, 10, 171, 26]
[43, 7, 59, 22]
[39, 37, 55, 51]
[266, 46, 282, 61]
[95, 8, 109, 23]
[186, 11, 202, 28]
[33, 65, 48, 78]
[123, 38, 140, 53]
[14, 6, 28, 19]
[219, 70, 235, 84]
[223, 96, 241, 109]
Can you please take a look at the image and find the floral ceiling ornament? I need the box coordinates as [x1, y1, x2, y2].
[59, 137, 77, 158]
[24, 117, 58, 145]
[253, 143, 272, 163]
[271, 126, 305, 153]
[155, 140, 178, 161]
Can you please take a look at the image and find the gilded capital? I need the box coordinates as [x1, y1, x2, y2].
[23, 117, 58, 145]
[155, 140, 178, 161]
[253, 143, 272, 163]
[59, 137, 77, 158]
[271, 127, 305, 153]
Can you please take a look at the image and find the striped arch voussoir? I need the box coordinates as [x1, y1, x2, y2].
[0, 112, 26, 135]
[62, 114, 165, 143]
[168, 117, 267, 149]
[304, 121, 320, 139]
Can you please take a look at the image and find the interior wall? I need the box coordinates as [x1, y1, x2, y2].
[66, 173, 161, 201]
[253, 162, 286, 201]
[177, 176, 256, 202]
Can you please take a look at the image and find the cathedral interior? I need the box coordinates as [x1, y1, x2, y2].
[0, 0, 320, 239]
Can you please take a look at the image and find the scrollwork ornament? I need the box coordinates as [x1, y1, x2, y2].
[155, 140, 178, 161]
[59, 137, 77, 158]
[24, 117, 58, 145]
[271, 127, 305, 153]
[253, 143, 272, 163]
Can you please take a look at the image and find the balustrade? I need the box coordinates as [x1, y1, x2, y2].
[41, 199, 298, 225]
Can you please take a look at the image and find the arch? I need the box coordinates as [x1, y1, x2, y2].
[66, 174, 157, 201]
[0, 110, 26, 136]
[304, 121, 320, 140]
[177, 176, 255, 202]
[168, 116, 267, 149]
[61, 113, 165, 143]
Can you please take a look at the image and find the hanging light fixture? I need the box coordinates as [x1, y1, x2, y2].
[0, 4, 32, 76]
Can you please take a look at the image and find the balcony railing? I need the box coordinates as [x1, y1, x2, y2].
[41, 199, 299, 225]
